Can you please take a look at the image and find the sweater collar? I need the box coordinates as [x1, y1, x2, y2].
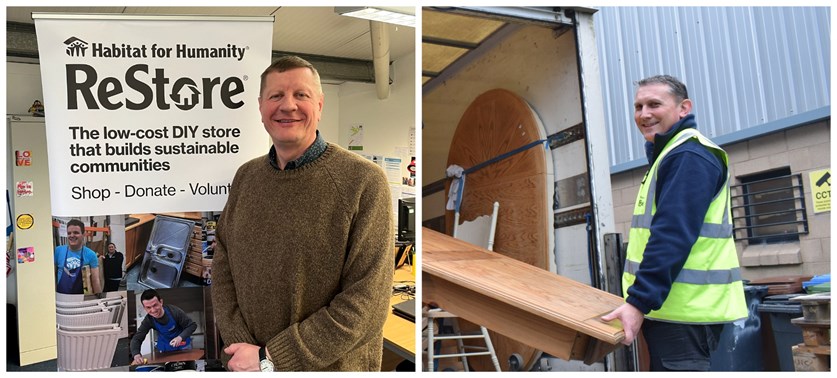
[644, 114, 697, 164]
[267, 131, 328, 171]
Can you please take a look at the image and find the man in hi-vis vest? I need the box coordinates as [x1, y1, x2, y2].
[602, 75, 747, 371]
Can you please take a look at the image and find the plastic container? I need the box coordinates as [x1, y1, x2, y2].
[710, 285, 769, 371]
[757, 294, 805, 371]
[806, 282, 830, 293]
[803, 274, 830, 293]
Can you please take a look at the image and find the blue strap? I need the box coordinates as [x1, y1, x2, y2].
[454, 139, 550, 212]
[454, 175, 466, 214]
[462, 139, 548, 175]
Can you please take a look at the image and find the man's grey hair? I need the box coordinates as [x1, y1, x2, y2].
[636, 75, 689, 102]
[260, 55, 323, 96]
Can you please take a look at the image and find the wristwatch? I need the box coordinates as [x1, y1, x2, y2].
[258, 346, 274, 372]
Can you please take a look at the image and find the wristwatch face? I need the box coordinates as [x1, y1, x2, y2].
[259, 359, 274, 372]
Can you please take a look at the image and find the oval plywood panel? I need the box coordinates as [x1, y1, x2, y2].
[445, 88, 552, 371]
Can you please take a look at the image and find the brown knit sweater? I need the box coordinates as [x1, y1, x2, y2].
[211, 143, 394, 371]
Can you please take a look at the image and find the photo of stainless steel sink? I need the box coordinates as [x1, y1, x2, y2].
[154, 246, 185, 264]
[137, 215, 196, 289]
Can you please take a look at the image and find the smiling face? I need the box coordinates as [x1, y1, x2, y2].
[67, 225, 84, 250]
[634, 83, 692, 142]
[142, 296, 164, 319]
[258, 68, 323, 153]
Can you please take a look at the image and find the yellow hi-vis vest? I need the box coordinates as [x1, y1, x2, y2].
[622, 128, 747, 324]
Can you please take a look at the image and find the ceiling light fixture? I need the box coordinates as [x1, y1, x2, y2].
[334, 7, 415, 28]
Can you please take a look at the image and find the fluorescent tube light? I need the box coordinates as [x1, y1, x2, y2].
[335, 7, 415, 28]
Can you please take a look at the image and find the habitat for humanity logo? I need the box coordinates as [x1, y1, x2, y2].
[60, 36, 248, 61]
[60, 35, 248, 110]
[64, 37, 89, 57]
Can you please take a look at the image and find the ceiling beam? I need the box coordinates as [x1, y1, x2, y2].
[271, 51, 376, 84]
[429, 7, 578, 27]
[6, 21, 377, 84]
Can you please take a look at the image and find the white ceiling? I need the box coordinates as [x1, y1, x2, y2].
[6, 6, 416, 61]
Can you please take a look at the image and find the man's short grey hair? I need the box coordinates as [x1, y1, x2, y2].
[636, 75, 689, 102]
[260, 55, 323, 96]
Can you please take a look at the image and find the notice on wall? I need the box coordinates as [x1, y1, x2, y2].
[34, 14, 273, 216]
[348, 124, 364, 151]
[17, 247, 35, 264]
[809, 169, 831, 213]
[409, 127, 415, 157]
[15, 150, 32, 166]
[384, 157, 402, 184]
[15, 181, 34, 197]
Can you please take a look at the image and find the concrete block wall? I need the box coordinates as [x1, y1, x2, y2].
[609, 120, 831, 282]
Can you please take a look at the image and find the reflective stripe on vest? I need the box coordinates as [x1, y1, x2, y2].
[622, 128, 747, 324]
[624, 260, 742, 285]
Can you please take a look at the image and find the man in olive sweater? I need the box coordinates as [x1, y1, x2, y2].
[211, 56, 394, 371]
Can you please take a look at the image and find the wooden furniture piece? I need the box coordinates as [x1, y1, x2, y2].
[445, 88, 554, 370]
[125, 214, 155, 270]
[383, 264, 416, 364]
[144, 349, 205, 364]
[184, 224, 211, 282]
[158, 212, 203, 221]
[446, 89, 552, 269]
[423, 228, 625, 368]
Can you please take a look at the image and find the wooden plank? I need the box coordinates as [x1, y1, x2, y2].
[792, 317, 831, 347]
[747, 275, 813, 295]
[184, 261, 202, 277]
[793, 343, 832, 356]
[424, 229, 624, 344]
[800, 327, 830, 347]
[186, 253, 203, 266]
[427, 256, 623, 343]
[791, 293, 831, 323]
[422, 228, 624, 366]
[792, 344, 831, 371]
[424, 272, 583, 361]
[144, 349, 205, 364]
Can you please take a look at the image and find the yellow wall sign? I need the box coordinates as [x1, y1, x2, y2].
[809, 169, 831, 213]
[16, 214, 35, 230]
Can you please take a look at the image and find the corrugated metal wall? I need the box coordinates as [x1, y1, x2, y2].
[594, 7, 830, 171]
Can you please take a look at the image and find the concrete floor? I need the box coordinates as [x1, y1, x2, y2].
[6, 358, 57, 372]
[6, 337, 132, 372]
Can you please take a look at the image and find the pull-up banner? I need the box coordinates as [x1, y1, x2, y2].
[33, 14, 273, 216]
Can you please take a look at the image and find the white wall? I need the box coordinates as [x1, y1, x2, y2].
[7, 62, 45, 115]
[318, 84, 340, 144]
[337, 51, 416, 180]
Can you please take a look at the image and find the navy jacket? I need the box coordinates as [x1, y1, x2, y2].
[626, 114, 727, 314]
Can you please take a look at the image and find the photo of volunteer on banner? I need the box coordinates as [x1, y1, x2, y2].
[51, 213, 218, 295]
[53, 217, 108, 295]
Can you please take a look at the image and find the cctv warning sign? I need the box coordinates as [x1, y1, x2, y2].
[809, 169, 830, 213]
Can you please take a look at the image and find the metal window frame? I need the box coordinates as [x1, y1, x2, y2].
[731, 172, 809, 243]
